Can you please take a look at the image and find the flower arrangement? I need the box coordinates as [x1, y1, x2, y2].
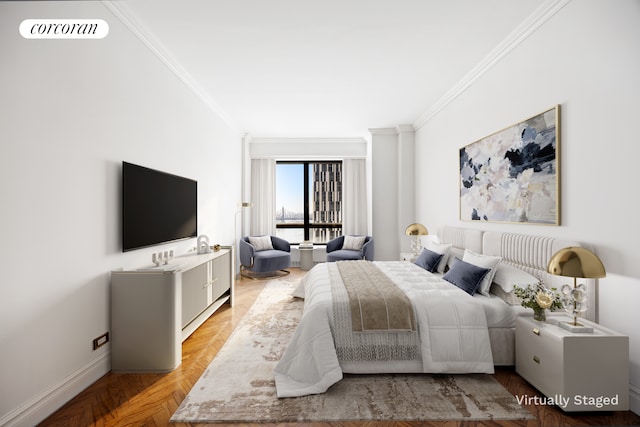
[513, 283, 563, 321]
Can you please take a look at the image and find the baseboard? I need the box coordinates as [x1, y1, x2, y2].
[0, 350, 110, 427]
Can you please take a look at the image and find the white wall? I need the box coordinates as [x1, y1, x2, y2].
[396, 126, 417, 255]
[370, 127, 418, 259]
[414, 0, 640, 413]
[370, 129, 399, 260]
[0, 2, 241, 425]
[249, 137, 368, 160]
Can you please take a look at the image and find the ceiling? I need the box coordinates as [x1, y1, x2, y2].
[115, 0, 542, 138]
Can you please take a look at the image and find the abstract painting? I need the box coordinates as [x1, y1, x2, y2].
[459, 105, 560, 225]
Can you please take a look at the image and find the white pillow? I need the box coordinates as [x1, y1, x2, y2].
[424, 241, 452, 273]
[248, 235, 273, 251]
[490, 283, 521, 306]
[343, 235, 366, 251]
[462, 249, 502, 297]
[446, 247, 465, 271]
[492, 263, 540, 293]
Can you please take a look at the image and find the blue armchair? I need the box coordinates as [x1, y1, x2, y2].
[326, 235, 374, 262]
[240, 235, 291, 278]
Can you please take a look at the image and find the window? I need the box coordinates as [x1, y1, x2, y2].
[275, 161, 342, 244]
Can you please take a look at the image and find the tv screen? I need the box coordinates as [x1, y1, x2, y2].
[122, 161, 197, 252]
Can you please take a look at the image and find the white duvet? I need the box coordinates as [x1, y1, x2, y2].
[273, 261, 494, 398]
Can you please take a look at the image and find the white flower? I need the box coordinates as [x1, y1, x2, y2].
[535, 291, 553, 309]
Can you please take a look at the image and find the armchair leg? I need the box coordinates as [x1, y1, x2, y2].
[240, 265, 290, 280]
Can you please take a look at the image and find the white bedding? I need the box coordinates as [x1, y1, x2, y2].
[473, 294, 527, 328]
[427, 270, 526, 328]
[274, 261, 494, 398]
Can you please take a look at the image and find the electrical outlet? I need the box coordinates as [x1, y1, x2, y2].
[93, 332, 109, 350]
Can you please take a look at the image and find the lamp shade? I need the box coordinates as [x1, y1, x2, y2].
[405, 223, 428, 236]
[547, 246, 606, 279]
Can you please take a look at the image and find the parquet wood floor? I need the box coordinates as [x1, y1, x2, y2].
[39, 268, 640, 427]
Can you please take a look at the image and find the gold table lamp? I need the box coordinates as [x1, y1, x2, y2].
[405, 223, 428, 256]
[547, 246, 606, 333]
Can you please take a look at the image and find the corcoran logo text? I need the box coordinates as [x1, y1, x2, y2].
[20, 19, 109, 39]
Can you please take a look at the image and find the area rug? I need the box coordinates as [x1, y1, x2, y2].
[171, 276, 534, 423]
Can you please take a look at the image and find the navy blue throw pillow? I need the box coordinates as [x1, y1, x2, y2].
[415, 248, 444, 273]
[442, 258, 490, 295]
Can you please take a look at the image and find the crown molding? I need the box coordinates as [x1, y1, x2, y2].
[395, 124, 415, 134]
[101, 1, 239, 132]
[368, 128, 398, 135]
[414, 0, 572, 129]
[250, 137, 367, 145]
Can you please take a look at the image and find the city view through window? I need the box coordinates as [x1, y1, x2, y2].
[275, 161, 342, 244]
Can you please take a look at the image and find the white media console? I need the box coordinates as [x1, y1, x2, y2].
[111, 247, 234, 372]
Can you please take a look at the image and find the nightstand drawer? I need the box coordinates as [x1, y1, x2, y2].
[516, 322, 563, 395]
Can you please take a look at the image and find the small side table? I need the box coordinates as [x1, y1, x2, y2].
[299, 245, 314, 271]
[515, 313, 629, 411]
[400, 252, 418, 263]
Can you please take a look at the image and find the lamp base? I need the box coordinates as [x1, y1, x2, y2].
[557, 321, 593, 333]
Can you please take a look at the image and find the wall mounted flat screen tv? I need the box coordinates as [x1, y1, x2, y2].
[122, 161, 197, 252]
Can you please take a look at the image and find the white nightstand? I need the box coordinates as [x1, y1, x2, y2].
[400, 252, 418, 263]
[515, 313, 629, 411]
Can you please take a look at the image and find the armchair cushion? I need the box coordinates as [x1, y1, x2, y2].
[343, 235, 365, 251]
[250, 249, 290, 272]
[248, 235, 273, 251]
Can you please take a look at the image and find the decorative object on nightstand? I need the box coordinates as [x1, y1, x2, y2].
[547, 246, 606, 333]
[404, 223, 428, 256]
[513, 283, 563, 322]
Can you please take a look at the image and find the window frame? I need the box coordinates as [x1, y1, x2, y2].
[275, 160, 342, 244]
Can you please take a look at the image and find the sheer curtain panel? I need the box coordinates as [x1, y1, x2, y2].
[250, 159, 276, 236]
[342, 158, 368, 235]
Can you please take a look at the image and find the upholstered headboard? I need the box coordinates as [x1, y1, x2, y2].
[482, 231, 580, 271]
[436, 226, 482, 261]
[437, 226, 482, 252]
[435, 226, 597, 321]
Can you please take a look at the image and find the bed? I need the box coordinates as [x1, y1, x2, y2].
[274, 226, 596, 398]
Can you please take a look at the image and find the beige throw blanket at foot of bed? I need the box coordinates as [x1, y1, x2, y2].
[336, 260, 416, 332]
[330, 262, 420, 363]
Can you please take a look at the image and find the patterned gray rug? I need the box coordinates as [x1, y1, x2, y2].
[171, 276, 534, 423]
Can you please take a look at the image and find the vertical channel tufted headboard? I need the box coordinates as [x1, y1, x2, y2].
[482, 230, 596, 321]
[436, 226, 483, 261]
[435, 226, 597, 321]
[482, 231, 580, 272]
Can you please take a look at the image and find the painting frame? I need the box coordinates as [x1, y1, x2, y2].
[459, 105, 560, 225]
